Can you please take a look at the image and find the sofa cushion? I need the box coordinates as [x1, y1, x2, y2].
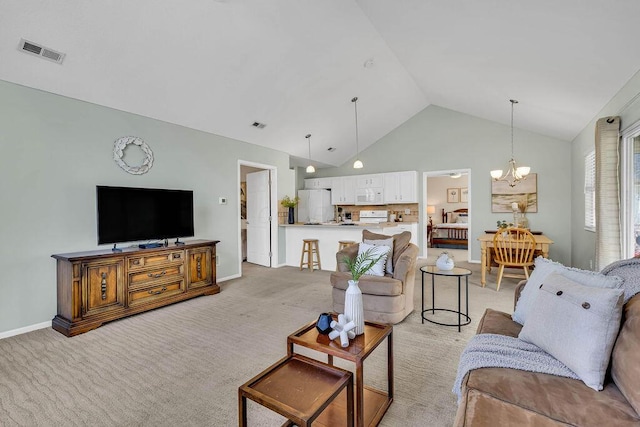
[330, 271, 402, 297]
[363, 237, 394, 274]
[518, 273, 624, 391]
[611, 293, 640, 415]
[357, 242, 391, 277]
[362, 230, 410, 270]
[459, 367, 640, 426]
[512, 256, 623, 325]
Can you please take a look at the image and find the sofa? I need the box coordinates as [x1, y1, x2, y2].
[330, 230, 418, 324]
[454, 259, 640, 426]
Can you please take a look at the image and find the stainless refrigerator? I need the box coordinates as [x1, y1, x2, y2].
[297, 189, 333, 223]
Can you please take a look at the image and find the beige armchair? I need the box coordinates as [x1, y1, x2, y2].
[330, 231, 418, 324]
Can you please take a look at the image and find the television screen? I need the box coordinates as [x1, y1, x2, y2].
[97, 186, 194, 245]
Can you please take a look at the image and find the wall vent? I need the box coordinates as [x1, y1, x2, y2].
[19, 38, 65, 64]
[251, 121, 267, 129]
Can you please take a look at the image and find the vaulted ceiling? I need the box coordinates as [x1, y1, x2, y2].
[2, 1, 640, 167]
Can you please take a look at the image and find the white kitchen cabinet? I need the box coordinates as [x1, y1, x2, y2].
[356, 174, 383, 189]
[331, 176, 356, 205]
[304, 177, 332, 189]
[383, 171, 417, 203]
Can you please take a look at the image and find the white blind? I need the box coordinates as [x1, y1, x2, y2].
[584, 150, 596, 231]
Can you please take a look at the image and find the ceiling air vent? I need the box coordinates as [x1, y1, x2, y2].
[19, 38, 65, 64]
[251, 121, 267, 129]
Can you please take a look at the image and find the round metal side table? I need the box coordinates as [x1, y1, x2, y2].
[421, 265, 472, 332]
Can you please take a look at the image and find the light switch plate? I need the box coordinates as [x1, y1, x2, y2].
[219, 197, 227, 205]
[405, 208, 410, 214]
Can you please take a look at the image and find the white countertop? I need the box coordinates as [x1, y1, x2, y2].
[279, 221, 416, 229]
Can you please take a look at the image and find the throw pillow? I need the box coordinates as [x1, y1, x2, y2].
[357, 242, 390, 277]
[512, 257, 623, 325]
[362, 230, 411, 270]
[364, 237, 394, 274]
[519, 272, 624, 391]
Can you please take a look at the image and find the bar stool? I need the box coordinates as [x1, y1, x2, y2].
[300, 239, 321, 271]
[338, 240, 357, 251]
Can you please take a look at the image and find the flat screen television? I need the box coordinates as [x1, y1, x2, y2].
[97, 186, 194, 245]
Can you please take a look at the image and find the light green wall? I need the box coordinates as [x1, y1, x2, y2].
[570, 71, 640, 270]
[0, 80, 295, 334]
[314, 105, 573, 264]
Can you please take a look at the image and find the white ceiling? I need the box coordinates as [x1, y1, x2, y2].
[2, 1, 640, 168]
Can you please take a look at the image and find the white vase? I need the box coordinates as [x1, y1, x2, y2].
[436, 253, 454, 271]
[344, 280, 365, 335]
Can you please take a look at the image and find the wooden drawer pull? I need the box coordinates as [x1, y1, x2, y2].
[132, 259, 140, 265]
[173, 254, 181, 259]
[147, 270, 167, 279]
[148, 286, 167, 295]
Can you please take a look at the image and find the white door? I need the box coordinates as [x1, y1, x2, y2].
[246, 170, 271, 267]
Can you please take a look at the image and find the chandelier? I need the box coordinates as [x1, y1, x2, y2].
[305, 134, 315, 173]
[352, 97, 363, 169]
[490, 99, 530, 187]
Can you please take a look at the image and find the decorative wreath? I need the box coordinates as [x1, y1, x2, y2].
[113, 136, 154, 175]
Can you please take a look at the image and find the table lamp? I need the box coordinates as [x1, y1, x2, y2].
[427, 205, 436, 226]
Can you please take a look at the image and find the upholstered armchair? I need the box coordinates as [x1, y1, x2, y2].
[330, 230, 419, 324]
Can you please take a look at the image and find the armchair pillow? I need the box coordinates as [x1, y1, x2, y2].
[357, 242, 391, 277]
[518, 272, 624, 391]
[362, 230, 410, 271]
[512, 256, 623, 325]
[364, 237, 394, 274]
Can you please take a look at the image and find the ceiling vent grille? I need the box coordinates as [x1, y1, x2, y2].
[251, 121, 267, 129]
[19, 38, 65, 64]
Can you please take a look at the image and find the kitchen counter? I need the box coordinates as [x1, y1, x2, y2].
[281, 222, 418, 271]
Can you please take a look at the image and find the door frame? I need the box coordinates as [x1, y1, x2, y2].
[422, 168, 472, 262]
[238, 160, 278, 275]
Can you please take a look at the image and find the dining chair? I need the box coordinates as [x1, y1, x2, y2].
[492, 228, 536, 291]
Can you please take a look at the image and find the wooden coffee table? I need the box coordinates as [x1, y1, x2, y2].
[287, 318, 393, 427]
[239, 353, 353, 427]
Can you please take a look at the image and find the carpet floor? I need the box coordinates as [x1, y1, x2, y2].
[0, 250, 518, 426]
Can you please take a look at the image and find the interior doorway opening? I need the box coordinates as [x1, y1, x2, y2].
[239, 161, 278, 276]
[423, 169, 471, 263]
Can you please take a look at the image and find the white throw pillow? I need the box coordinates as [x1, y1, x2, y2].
[364, 237, 394, 274]
[512, 257, 623, 325]
[357, 242, 390, 277]
[519, 272, 624, 391]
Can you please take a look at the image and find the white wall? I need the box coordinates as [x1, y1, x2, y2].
[314, 105, 572, 264]
[0, 80, 295, 334]
[570, 70, 640, 270]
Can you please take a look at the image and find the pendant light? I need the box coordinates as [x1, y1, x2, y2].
[305, 134, 315, 173]
[352, 97, 363, 169]
[490, 99, 530, 187]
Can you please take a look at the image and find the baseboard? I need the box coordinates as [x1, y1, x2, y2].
[0, 321, 51, 340]
[217, 273, 241, 282]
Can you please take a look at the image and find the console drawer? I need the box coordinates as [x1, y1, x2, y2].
[127, 251, 184, 271]
[128, 280, 185, 307]
[128, 265, 184, 289]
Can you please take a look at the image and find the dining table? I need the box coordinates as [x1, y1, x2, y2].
[477, 232, 554, 286]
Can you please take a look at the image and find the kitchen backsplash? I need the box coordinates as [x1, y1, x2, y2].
[338, 203, 419, 223]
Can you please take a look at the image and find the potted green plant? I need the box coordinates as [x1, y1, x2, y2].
[342, 247, 386, 335]
[281, 195, 299, 224]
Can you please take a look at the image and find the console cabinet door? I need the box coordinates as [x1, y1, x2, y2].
[187, 247, 213, 289]
[82, 259, 125, 317]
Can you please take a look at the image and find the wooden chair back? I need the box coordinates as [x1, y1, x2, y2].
[492, 228, 536, 267]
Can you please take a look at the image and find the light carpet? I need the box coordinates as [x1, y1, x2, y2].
[0, 251, 518, 426]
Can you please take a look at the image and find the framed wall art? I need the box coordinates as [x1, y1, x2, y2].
[491, 173, 538, 213]
[447, 188, 460, 203]
[461, 187, 468, 203]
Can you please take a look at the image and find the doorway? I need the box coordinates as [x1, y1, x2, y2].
[423, 169, 472, 263]
[239, 161, 278, 275]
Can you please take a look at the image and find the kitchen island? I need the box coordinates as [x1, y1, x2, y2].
[281, 222, 417, 271]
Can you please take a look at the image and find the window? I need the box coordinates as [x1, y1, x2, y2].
[584, 150, 596, 232]
[622, 129, 640, 257]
